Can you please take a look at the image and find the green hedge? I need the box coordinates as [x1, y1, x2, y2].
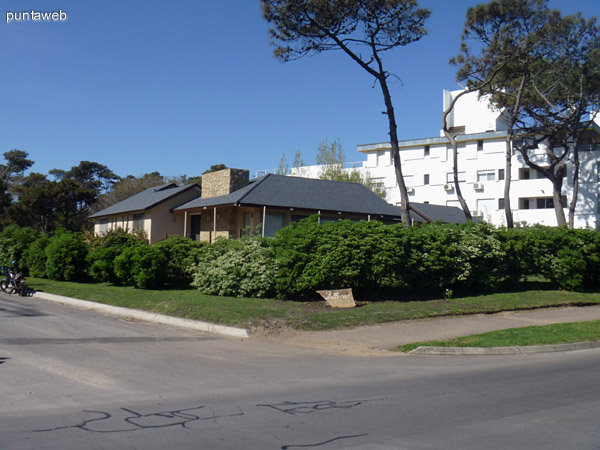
[2, 219, 598, 297]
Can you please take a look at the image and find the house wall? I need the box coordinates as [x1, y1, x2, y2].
[194, 205, 375, 242]
[148, 187, 202, 243]
[92, 186, 201, 244]
[93, 213, 144, 236]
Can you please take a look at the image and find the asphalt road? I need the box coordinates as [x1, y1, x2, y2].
[1, 293, 599, 450]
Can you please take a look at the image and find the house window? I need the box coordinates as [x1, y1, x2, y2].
[498, 198, 505, 210]
[498, 169, 505, 181]
[263, 212, 284, 237]
[477, 140, 484, 151]
[424, 145, 430, 157]
[133, 213, 145, 231]
[424, 174, 430, 185]
[477, 170, 495, 182]
[446, 172, 466, 183]
[519, 196, 566, 210]
[537, 198, 553, 209]
[519, 167, 546, 180]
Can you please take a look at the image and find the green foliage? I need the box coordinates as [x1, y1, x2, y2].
[315, 138, 387, 198]
[271, 217, 404, 297]
[154, 235, 207, 287]
[0, 225, 41, 272]
[271, 218, 509, 298]
[87, 228, 147, 284]
[114, 244, 167, 289]
[45, 230, 89, 281]
[190, 237, 276, 298]
[23, 235, 50, 278]
[202, 164, 228, 175]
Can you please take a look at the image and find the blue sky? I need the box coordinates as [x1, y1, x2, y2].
[1, 0, 598, 180]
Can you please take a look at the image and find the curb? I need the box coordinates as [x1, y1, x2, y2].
[33, 291, 251, 339]
[408, 341, 600, 356]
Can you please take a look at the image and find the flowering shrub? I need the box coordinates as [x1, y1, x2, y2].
[190, 237, 276, 298]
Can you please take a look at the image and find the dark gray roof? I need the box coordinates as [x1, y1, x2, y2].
[89, 183, 200, 219]
[409, 202, 468, 224]
[174, 175, 466, 223]
[175, 174, 404, 218]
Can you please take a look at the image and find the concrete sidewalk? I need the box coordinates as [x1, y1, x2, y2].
[272, 305, 600, 356]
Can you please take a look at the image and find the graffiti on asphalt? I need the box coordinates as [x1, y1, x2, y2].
[257, 397, 387, 415]
[281, 433, 370, 449]
[34, 405, 244, 433]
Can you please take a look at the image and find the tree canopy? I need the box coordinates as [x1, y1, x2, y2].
[262, 0, 431, 224]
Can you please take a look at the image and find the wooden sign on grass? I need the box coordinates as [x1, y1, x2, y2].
[316, 288, 356, 308]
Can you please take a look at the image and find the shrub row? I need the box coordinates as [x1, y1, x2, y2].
[0, 219, 598, 297]
[268, 218, 600, 297]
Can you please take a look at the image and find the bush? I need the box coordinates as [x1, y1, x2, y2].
[23, 235, 50, 278]
[0, 225, 41, 273]
[45, 230, 89, 281]
[190, 237, 276, 298]
[271, 217, 405, 297]
[502, 226, 597, 291]
[87, 228, 147, 284]
[154, 236, 207, 287]
[114, 244, 167, 289]
[402, 222, 506, 293]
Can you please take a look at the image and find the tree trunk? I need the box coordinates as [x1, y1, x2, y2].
[568, 143, 580, 228]
[441, 89, 472, 221]
[442, 130, 472, 220]
[503, 136, 514, 228]
[378, 74, 411, 225]
[553, 174, 567, 227]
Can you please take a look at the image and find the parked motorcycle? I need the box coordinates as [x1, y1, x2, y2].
[0, 266, 28, 296]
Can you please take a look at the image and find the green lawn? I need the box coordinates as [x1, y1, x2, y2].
[397, 320, 600, 352]
[27, 277, 600, 332]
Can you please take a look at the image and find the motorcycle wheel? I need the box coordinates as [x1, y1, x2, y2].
[0, 279, 14, 294]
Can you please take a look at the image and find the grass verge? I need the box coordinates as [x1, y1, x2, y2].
[27, 277, 600, 332]
[397, 320, 600, 352]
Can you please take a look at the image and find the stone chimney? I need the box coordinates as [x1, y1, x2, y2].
[201, 168, 250, 199]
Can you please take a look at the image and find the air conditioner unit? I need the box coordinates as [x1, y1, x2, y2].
[472, 210, 483, 217]
[473, 182, 484, 190]
[443, 183, 453, 191]
[407, 186, 414, 194]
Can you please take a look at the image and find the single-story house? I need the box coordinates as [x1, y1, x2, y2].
[89, 168, 467, 243]
[89, 183, 202, 243]
[173, 168, 467, 242]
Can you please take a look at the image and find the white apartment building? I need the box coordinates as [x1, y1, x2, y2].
[280, 90, 600, 228]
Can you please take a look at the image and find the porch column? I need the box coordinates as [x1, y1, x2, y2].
[183, 211, 188, 238]
[318, 210, 321, 225]
[213, 207, 217, 243]
[368, 214, 371, 222]
[262, 206, 266, 238]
